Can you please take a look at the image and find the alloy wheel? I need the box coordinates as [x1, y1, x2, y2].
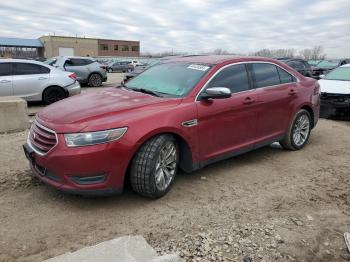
[292, 114, 310, 146]
[154, 141, 177, 191]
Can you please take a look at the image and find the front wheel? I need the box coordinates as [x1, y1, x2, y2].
[280, 109, 311, 150]
[130, 134, 178, 198]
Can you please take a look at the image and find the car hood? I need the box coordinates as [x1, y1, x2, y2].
[319, 79, 350, 95]
[37, 88, 182, 133]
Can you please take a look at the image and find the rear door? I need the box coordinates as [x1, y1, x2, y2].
[12, 63, 50, 100]
[0, 63, 13, 96]
[196, 63, 259, 161]
[250, 63, 298, 143]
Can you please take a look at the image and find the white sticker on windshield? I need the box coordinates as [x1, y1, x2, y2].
[187, 64, 210, 71]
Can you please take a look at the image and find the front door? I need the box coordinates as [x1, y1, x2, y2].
[196, 64, 259, 162]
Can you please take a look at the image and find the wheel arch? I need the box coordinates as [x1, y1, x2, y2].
[42, 85, 68, 101]
[123, 128, 196, 187]
[300, 104, 315, 128]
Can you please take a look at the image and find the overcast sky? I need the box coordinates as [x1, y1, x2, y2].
[0, 0, 349, 57]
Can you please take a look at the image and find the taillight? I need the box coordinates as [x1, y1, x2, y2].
[69, 73, 77, 80]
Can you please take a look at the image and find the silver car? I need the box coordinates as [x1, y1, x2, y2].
[0, 59, 81, 104]
[47, 56, 107, 87]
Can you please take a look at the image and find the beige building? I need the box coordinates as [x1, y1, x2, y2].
[39, 36, 140, 58]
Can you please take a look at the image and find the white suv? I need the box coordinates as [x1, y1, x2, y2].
[0, 59, 81, 104]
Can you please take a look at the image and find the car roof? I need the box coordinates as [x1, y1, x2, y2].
[0, 58, 47, 65]
[340, 64, 350, 67]
[57, 56, 95, 60]
[163, 55, 282, 65]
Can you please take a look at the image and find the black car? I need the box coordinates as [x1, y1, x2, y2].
[277, 58, 313, 77]
[312, 59, 350, 78]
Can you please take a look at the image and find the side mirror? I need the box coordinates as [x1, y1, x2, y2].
[200, 87, 231, 100]
[319, 74, 325, 79]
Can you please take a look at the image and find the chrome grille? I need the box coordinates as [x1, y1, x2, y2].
[29, 121, 57, 154]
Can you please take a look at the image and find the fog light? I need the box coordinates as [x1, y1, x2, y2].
[70, 174, 107, 185]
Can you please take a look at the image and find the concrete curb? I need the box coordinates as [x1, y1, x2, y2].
[43, 236, 184, 262]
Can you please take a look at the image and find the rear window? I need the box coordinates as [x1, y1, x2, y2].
[0, 63, 12, 76]
[14, 63, 50, 75]
[252, 63, 280, 88]
[67, 59, 88, 66]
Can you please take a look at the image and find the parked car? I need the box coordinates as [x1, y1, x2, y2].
[277, 58, 313, 77]
[123, 64, 149, 83]
[23, 56, 320, 198]
[308, 60, 322, 67]
[47, 56, 107, 87]
[107, 61, 133, 73]
[319, 64, 350, 118]
[0, 59, 80, 104]
[312, 59, 350, 78]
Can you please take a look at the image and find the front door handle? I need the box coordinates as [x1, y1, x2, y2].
[242, 96, 255, 104]
[0, 80, 11, 83]
[38, 77, 48, 80]
[288, 89, 296, 95]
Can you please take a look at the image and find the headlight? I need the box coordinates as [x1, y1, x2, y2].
[64, 127, 127, 147]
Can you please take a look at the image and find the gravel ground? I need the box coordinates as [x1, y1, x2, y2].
[0, 119, 350, 262]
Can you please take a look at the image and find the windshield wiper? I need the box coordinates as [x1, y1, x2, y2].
[124, 86, 162, 97]
[137, 88, 162, 97]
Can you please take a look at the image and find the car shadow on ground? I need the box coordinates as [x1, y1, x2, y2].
[30, 142, 287, 208]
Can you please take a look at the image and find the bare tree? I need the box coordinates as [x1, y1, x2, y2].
[299, 46, 326, 60]
[250, 48, 295, 58]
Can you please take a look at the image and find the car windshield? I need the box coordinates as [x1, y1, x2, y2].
[124, 62, 211, 97]
[324, 67, 350, 81]
[317, 60, 339, 68]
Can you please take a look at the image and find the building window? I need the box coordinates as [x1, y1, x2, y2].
[100, 44, 108, 51]
[122, 45, 129, 51]
[114, 45, 118, 51]
[131, 46, 139, 52]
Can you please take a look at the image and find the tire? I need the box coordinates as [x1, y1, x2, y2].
[130, 134, 179, 198]
[280, 109, 312, 150]
[88, 73, 102, 87]
[43, 86, 66, 105]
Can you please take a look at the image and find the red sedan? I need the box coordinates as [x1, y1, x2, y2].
[23, 55, 320, 198]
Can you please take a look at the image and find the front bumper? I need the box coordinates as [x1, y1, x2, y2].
[23, 133, 135, 196]
[321, 93, 350, 109]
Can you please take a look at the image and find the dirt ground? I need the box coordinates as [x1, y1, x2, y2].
[0, 115, 350, 260]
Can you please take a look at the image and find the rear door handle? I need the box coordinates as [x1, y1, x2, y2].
[288, 89, 296, 95]
[0, 80, 11, 83]
[242, 96, 255, 104]
[38, 77, 48, 80]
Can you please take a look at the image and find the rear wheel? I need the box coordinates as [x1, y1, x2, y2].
[43, 86, 66, 105]
[130, 134, 178, 198]
[280, 109, 311, 150]
[88, 73, 102, 87]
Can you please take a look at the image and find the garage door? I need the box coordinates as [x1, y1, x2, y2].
[59, 47, 74, 56]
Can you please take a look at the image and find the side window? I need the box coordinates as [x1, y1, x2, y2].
[252, 63, 280, 88]
[277, 67, 296, 84]
[207, 64, 249, 93]
[69, 59, 87, 66]
[84, 59, 93, 65]
[39, 65, 50, 74]
[14, 63, 42, 75]
[0, 63, 13, 76]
